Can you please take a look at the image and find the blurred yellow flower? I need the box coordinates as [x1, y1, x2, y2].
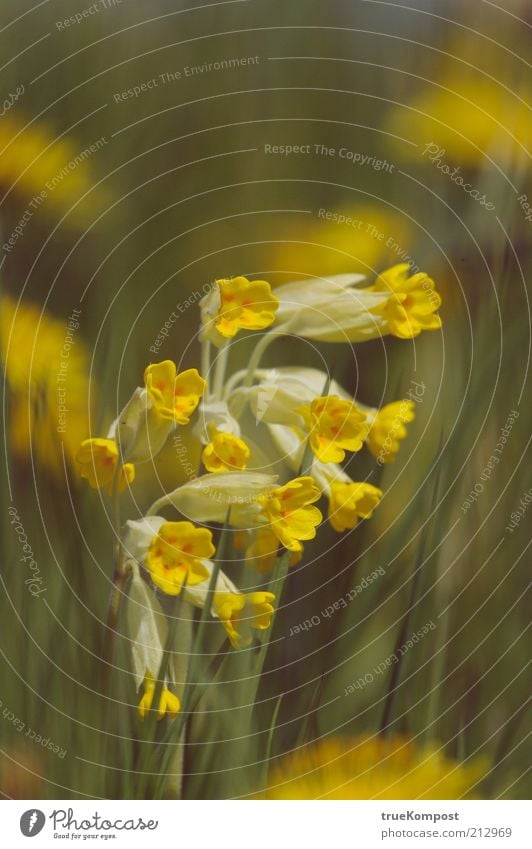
[365, 399, 416, 463]
[144, 361, 206, 424]
[270, 205, 414, 279]
[328, 481, 383, 533]
[370, 264, 442, 339]
[76, 438, 134, 494]
[146, 520, 213, 595]
[202, 429, 250, 473]
[299, 396, 367, 463]
[138, 672, 180, 721]
[0, 114, 108, 224]
[1, 295, 92, 478]
[214, 591, 276, 649]
[261, 736, 488, 799]
[258, 476, 322, 552]
[387, 73, 532, 165]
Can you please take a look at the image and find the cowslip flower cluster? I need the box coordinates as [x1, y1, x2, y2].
[77, 268, 441, 720]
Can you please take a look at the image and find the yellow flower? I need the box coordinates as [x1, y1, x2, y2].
[365, 400, 416, 463]
[269, 204, 413, 279]
[387, 70, 532, 166]
[0, 115, 108, 224]
[245, 526, 302, 574]
[201, 430, 250, 473]
[214, 591, 276, 649]
[261, 736, 489, 799]
[146, 521, 213, 596]
[258, 476, 322, 553]
[1, 295, 92, 478]
[328, 482, 383, 533]
[144, 361, 206, 424]
[76, 438, 134, 494]
[370, 264, 442, 339]
[201, 276, 279, 343]
[137, 672, 181, 721]
[299, 396, 367, 463]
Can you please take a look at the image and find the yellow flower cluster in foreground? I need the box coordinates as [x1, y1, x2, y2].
[77, 268, 442, 720]
[260, 736, 488, 799]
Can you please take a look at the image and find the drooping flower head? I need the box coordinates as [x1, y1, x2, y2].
[149, 471, 278, 528]
[258, 476, 322, 552]
[76, 438, 135, 494]
[146, 520, 213, 595]
[137, 672, 181, 721]
[144, 361, 206, 424]
[200, 276, 279, 345]
[328, 482, 383, 533]
[365, 400, 416, 463]
[272, 274, 389, 342]
[214, 591, 276, 649]
[201, 429, 250, 473]
[370, 264, 442, 339]
[299, 396, 367, 463]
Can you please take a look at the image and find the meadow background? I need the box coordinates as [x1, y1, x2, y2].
[0, 0, 530, 799]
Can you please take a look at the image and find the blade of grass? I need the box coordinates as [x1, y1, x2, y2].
[134, 581, 187, 799]
[379, 447, 443, 735]
[154, 511, 231, 796]
[260, 693, 283, 787]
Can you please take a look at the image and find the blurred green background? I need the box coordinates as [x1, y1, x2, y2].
[0, 0, 530, 799]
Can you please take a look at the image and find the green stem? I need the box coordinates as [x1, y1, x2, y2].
[191, 558, 224, 658]
[201, 338, 211, 384]
[101, 464, 130, 692]
[423, 576, 450, 746]
[134, 585, 187, 799]
[146, 494, 169, 517]
[223, 367, 249, 397]
[243, 333, 276, 387]
[212, 340, 230, 399]
[253, 548, 292, 688]
[379, 453, 442, 736]
[379, 558, 423, 736]
[298, 439, 315, 478]
[154, 514, 231, 796]
[295, 677, 324, 747]
[227, 332, 279, 418]
[147, 585, 187, 735]
[261, 694, 283, 785]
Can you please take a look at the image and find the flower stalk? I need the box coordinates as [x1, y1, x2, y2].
[101, 463, 132, 692]
[73, 264, 442, 797]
